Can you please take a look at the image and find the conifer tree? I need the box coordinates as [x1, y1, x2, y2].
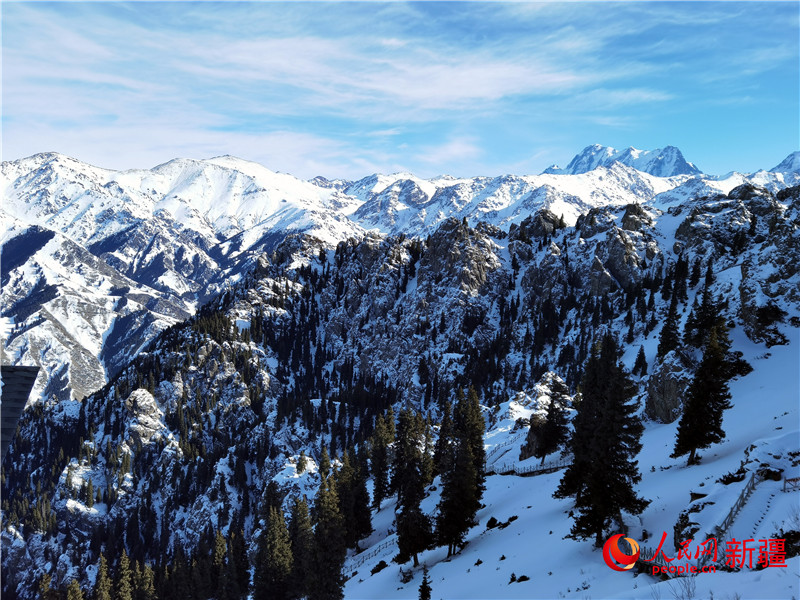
[229, 528, 250, 597]
[436, 440, 478, 556]
[370, 412, 392, 508]
[319, 445, 331, 480]
[94, 554, 112, 600]
[288, 496, 314, 600]
[254, 507, 293, 600]
[212, 529, 229, 599]
[115, 550, 134, 600]
[632, 345, 648, 376]
[454, 387, 486, 492]
[672, 322, 733, 465]
[351, 449, 373, 543]
[138, 563, 157, 600]
[533, 398, 569, 465]
[657, 292, 681, 358]
[435, 387, 486, 556]
[418, 566, 432, 600]
[554, 333, 648, 547]
[38, 572, 53, 600]
[310, 476, 346, 600]
[66, 579, 84, 600]
[334, 453, 359, 548]
[394, 409, 432, 567]
[433, 400, 454, 477]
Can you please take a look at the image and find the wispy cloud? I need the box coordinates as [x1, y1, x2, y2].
[2, 2, 797, 178]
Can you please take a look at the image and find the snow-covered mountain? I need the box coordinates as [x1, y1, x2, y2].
[771, 150, 800, 177]
[2, 148, 797, 404]
[545, 144, 702, 177]
[2, 157, 799, 600]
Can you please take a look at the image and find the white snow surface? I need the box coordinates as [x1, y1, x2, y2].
[343, 332, 800, 599]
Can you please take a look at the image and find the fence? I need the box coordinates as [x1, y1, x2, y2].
[714, 471, 758, 542]
[638, 544, 672, 572]
[698, 471, 760, 568]
[487, 455, 572, 477]
[344, 538, 395, 579]
[484, 431, 527, 465]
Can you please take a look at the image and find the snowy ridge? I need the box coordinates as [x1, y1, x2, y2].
[545, 144, 702, 177]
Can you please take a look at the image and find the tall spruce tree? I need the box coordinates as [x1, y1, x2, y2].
[418, 566, 432, 600]
[310, 475, 346, 600]
[370, 413, 393, 508]
[554, 333, 648, 547]
[453, 387, 486, 493]
[66, 580, 84, 600]
[394, 409, 432, 567]
[287, 496, 314, 600]
[657, 292, 681, 358]
[254, 507, 293, 600]
[672, 322, 733, 465]
[115, 550, 134, 600]
[94, 554, 112, 600]
[436, 440, 478, 557]
[435, 387, 485, 557]
[532, 398, 569, 465]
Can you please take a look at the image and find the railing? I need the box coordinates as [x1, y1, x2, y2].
[487, 455, 572, 477]
[484, 432, 527, 465]
[715, 472, 758, 542]
[697, 471, 760, 569]
[638, 545, 672, 572]
[344, 538, 395, 578]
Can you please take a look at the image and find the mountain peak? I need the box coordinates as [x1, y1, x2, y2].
[770, 150, 800, 174]
[549, 144, 702, 177]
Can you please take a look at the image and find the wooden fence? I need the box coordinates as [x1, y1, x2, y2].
[344, 538, 395, 579]
[487, 455, 572, 477]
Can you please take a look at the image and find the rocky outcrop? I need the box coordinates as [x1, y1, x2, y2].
[645, 353, 691, 423]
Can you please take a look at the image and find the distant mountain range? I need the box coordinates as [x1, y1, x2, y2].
[543, 144, 702, 177]
[1, 146, 798, 404]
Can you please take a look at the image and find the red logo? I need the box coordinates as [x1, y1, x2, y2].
[603, 534, 640, 571]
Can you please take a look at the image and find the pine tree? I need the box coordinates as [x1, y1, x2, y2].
[288, 496, 314, 600]
[454, 387, 486, 492]
[351, 449, 373, 543]
[393, 409, 432, 567]
[533, 398, 569, 465]
[370, 412, 393, 508]
[66, 579, 84, 600]
[672, 323, 733, 465]
[632, 345, 648, 376]
[319, 445, 331, 480]
[228, 529, 250, 598]
[433, 400, 454, 477]
[334, 452, 359, 548]
[94, 554, 112, 600]
[212, 529, 228, 598]
[436, 440, 478, 556]
[309, 476, 346, 600]
[296, 451, 307, 474]
[418, 566, 432, 600]
[138, 563, 156, 600]
[254, 507, 293, 600]
[554, 333, 648, 547]
[435, 387, 486, 556]
[115, 550, 134, 600]
[657, 292, 680, 358]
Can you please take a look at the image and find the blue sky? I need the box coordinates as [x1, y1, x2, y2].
[2, 2, 798, 179]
